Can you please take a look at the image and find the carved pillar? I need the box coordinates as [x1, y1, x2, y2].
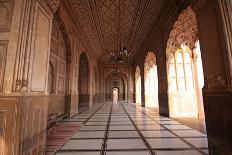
[157, 46, 169, 117]
[140, 64, 145, 107]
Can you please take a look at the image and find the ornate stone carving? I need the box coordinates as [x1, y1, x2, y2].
[208, 73, 227, 89]
[144, 52, 156, 72]
[166, 6, 198, 58]
[64, 0, 169, 58]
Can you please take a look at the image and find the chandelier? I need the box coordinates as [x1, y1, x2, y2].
[108, 0, 132, 64]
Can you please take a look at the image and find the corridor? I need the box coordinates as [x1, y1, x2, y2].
[55, 102, 208, 155]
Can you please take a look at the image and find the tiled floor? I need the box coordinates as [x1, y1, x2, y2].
[55, 102, 208, 155]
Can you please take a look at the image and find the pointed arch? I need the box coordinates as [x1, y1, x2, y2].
[166, 6, 205, 117]
[78, 52, 90, 108]
[144, 52, 159, 108]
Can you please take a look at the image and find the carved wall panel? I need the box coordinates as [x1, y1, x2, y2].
[30, 5, 51, 92]
[0, 0, 14, 32]
[0, 98, 17, 155]
[22, 96, 48, 154]
[0, 41, 7, 92]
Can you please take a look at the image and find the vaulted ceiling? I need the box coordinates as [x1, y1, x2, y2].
[64, 0, 172, 59]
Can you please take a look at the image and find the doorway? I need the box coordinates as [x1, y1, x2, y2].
[113, 88, 119, 103]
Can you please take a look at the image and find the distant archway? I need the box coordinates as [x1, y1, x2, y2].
[135, 66, 142, 104]
[113, 87, 119, 103]
[78, 52, 90, 108]
[144, 52, 159, 108]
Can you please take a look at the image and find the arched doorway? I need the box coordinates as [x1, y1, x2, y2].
[135, 66, 142, 104]
[166, 7, 205, 119]
[144, 52, 159, 108]
[113, 87, 119, 103]
[78, 53, 90, 109]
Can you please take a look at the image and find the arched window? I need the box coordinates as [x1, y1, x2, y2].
[135, 66, 141, 104]
[144, 52, 159, 108]
[168, 47, 194, 92]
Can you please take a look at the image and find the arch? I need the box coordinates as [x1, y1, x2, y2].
[144, 52, 159, 108]
[166, 6, 205, 118]
[112, 87, 119, 103]
[78, 52, 90, 108]
[166, 6, 198, 60]
[48, 15, 71, 116]
[135, 66, 142, 104]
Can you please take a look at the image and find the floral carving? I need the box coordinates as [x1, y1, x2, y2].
[166, 6, 198, 58]
[144, 52, 156, 72]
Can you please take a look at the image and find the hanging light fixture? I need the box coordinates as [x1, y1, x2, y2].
[108, 0, 132, 64]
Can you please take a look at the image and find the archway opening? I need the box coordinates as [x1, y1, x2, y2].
[135, 66, 142, 104]
[113, 87, 119, 103]
[166, 7, 205, 123]
[144, 52, 159, 108]
[78, 53, 90, 109]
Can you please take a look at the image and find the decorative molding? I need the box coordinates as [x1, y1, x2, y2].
[166, 6, 198, 58]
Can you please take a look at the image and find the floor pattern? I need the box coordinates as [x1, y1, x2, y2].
[55, 102, 209, 155]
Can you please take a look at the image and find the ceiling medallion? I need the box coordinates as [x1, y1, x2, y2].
[108, 0, 132, 64]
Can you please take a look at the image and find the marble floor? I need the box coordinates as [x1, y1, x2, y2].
[55, 102, 209, 155]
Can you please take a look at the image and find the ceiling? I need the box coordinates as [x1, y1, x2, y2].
[65, 0, 171, 60]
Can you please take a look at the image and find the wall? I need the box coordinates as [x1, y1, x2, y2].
[0, 0, 53, 154]
[0, 0, 99, 154]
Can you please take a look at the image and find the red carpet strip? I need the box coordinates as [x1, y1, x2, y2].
[45, 122, 80, 155]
